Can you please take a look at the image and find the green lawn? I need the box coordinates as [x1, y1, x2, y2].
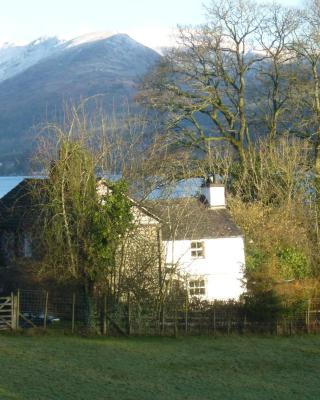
[0, 334, 319, 400]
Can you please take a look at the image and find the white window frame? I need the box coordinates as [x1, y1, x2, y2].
[188, 277, 206, 297]
[190, 241, 205, 258]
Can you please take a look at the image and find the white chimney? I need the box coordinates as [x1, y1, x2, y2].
[201, 178, 226, 209]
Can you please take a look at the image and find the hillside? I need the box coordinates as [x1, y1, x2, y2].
[0, 33, 160, 173]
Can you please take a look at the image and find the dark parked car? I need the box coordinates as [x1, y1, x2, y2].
[19, 312, 60, 328]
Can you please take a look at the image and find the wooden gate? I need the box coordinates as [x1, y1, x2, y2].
[0, 296, 13, 330]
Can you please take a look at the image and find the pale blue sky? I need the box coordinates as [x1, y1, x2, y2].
[0, 0, 304, 49]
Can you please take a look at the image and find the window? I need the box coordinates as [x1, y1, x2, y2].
[191, 241, 204, 258]
[189, 278, 206, 296]
[23, 237, 32, 258]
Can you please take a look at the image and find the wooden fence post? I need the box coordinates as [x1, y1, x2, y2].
[16, 289, 20, 329]
[102, 293, 107, 336]
[243, 313, 247, 335]
[213, 308, 216, 336]
[306, 299, 311, 334]
[72, 293, 76, 334]
[11, 292, 16, 330]
[127, 292, 131, 336]
[162, 305, 165, 335]
[43, 291, 49, 329]
[185, 296, 188, 334]
[174, 304, 178, 337]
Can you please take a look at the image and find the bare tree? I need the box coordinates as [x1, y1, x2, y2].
[256, 3, 299, 141]
[30, 106, 170, 331]
[139, 0, 267, 161]
[292, 0, 320, 169]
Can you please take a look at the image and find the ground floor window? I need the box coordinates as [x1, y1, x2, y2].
[23, 236, 32, 258]
[188, 278, 206, 296]
[164, 263, 176, 273]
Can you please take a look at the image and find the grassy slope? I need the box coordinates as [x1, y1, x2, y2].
[0, 335, 319, 400]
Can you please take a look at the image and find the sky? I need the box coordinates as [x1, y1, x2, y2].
[0, 0, 304, 50]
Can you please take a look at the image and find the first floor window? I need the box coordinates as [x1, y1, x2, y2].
[189, 278, 206, 296]
[191, 241, 204, 258]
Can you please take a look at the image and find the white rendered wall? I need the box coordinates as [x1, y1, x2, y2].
[164, 236, 245, 301]
[131, 206, 160, 226]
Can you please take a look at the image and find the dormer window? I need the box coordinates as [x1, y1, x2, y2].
[191, 241, 204, 258]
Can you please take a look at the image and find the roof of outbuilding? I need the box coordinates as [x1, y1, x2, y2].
[0, 178, 42, 230]
[0, 178, 160, 230]
[0, 179, 242, 240]
[145, 197, 242, 240]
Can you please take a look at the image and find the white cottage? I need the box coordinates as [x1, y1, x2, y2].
[152, 180, 245, 301]
[0, 178, 245, 300]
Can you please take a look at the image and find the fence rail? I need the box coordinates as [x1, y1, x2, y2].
[1, 289, 320, 336]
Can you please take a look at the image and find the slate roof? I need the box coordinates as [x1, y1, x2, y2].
[0, 178, 42, 230]
[146, 198, 242, 241]
[0, 179, 242, 240]
[0, 178, 159, 230]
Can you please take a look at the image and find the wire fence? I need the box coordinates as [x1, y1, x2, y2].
[4, 289, 320, 336]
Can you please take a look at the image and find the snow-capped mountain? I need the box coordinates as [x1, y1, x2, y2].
[0, 33, 161, 173]
[0, 37, 63, 82]
[0, 31, 160, 84]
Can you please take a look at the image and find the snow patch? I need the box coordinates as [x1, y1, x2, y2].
[66, 31, 116, 48]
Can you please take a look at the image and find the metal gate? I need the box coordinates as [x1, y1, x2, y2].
[0, 296, 13, 330]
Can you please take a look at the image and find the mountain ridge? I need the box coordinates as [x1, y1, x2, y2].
[0, 33, 161, 173]
[0, 32, 161, 84]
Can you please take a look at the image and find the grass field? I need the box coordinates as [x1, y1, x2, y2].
[0, 334, 319, 400]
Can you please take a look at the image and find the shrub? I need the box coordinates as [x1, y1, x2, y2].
[277, 247, 312, 280]
[244, 290, 283, 322]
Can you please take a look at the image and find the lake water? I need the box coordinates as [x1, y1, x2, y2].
[0, 176, 204, 199]
[0, 176, 27, 198]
